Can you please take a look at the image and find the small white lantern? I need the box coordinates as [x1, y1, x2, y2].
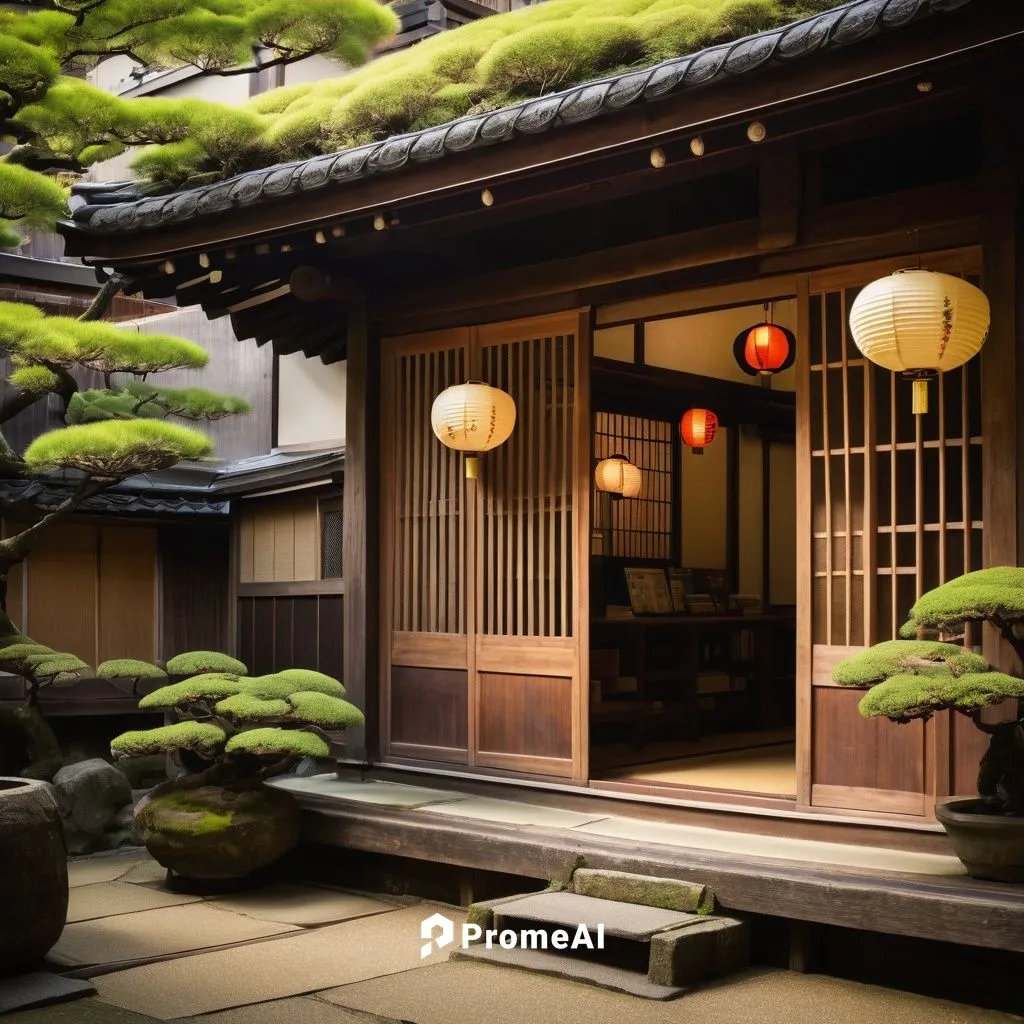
[594, 456, 642, 499]
[848, 269, 990, 415]
[430, 380, 516, 478]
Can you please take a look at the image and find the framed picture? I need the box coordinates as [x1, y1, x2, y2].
[666, 567, 688, 613]
[623, 567, 673, 616]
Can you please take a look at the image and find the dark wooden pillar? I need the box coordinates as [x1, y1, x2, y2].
[342, 303, 380, 763]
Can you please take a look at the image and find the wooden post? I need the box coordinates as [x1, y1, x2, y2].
[981, 99, 1022, 674]
[342, 303, 380, 763]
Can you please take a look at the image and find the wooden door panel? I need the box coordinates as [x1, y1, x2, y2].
[392, 631, 468, 670]
[477, 672, 573, 777]
[475, 636, 575, 676]
[390, 665, 468, 763]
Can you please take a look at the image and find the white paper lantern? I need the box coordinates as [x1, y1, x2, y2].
[594, 456, 642, 499]
[430, 382, 516, 474]
[848, 269, 990, 414]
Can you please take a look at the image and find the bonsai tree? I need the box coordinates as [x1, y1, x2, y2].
[833, 568, 1024, 814]
[111, 661, 364, 786]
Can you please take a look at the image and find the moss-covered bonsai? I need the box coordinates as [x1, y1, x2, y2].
[111, 659, 363, 880]
[833, 568, 1024, 879]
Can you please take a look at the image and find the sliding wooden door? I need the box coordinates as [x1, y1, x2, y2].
[797, 250, 990, 817]
[380, 312, 590, 780]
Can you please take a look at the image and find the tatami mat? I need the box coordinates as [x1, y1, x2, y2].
[94, 906, 465, 1019]
[51, 903, 297, 967]
[611, 744, 798, 796]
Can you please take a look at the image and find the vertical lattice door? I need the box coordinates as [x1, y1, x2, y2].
[799, 252, 985, 816]
[381, 314, 590, 780]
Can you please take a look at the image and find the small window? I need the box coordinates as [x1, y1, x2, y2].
[319, 500, 342, 579]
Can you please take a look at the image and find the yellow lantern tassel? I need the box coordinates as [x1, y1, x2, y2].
[911, 378, 929, 416]
[465, 456, 480, 480]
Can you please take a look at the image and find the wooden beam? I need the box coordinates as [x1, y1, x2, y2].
[758, 146, 800, 251]
[341, 304, 379, 762]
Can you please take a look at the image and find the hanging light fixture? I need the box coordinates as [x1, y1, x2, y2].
[430, 380, 516, 478]
[734, 303, 795, 377]
[594, 455, 642, 499]
[680, 408, 718, 455]
[848, 269, 990, 415]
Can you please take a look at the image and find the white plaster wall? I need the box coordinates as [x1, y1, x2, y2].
[283, 54, 348, 86]
[276, 353, 347, 449]
[680, 426, 728, 570]
[737, 430, 764, 597]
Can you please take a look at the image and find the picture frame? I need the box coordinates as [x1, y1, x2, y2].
[666, 567, 688, 613]
[623, 567, 673, 616]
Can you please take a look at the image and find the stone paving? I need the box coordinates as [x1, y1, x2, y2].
[1, 843, 1019, 1024]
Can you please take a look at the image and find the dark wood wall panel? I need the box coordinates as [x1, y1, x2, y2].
[159, 524, 230, 659]
[390, 666, 468, 757]
[811, 687, 924, 792]
[236, 595, 344, 679]
[478, 673, 572, 761]
[98, 527, 157, 663]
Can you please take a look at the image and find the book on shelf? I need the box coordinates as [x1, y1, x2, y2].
[624, 567, 673, 616]
[696, 673, 732, 695]
[729, 594, 764, 615]
[686, 593, 717, 614]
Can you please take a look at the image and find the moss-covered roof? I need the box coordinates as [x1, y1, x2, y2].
[65, 0, 970, 239]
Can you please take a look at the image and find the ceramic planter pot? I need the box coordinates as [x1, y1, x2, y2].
[134, 782, 300, 881]
[935, 798, 1024, 882]
[0, 777, 68, 972]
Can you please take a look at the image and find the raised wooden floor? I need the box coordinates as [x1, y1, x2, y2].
[270, 772, 1024, 955]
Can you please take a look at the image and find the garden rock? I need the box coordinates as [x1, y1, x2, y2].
[52, 758, 140, 853]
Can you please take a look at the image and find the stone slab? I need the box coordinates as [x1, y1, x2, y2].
[453, 945, 684, 1000]
[490, 891, 698, 940]
[176, 995, 404, 1024]
[207, 885, 396, 927]
[320, 961, 1021, 1024]
[424, 797, 608, 829]
[574, 817, 965, 876]
[2, 996, 176, 1024]
[67, 882, 200, 923]
[67, 853, 153, 889]
[0, 973, 95, 1016]
[572, 868, 711, 913]
[268, 775, 464, 809]
[94, 905, 465, 1020]
[50, 902, 298, 967]
[648, 918, 750, 987]
[116, 861, 169, 888]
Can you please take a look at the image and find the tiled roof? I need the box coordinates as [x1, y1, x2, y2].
[64, 0, 972, 238]
[0, 479, 229, 516]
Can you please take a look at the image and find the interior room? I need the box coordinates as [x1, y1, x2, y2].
[588, 292, 798, 802]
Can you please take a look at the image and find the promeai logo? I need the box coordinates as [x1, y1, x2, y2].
[419, 913, 605, 958]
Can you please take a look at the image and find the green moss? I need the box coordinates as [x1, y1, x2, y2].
[859, 671, 1024, 724]
[215, 692, 291, 721]
[138, 674, 243, 710]
[287, 691, 364, 729]
[0, 642, 55, 670]
[97, 658, 167, 681]
[25, 652, 91, 683]
[166, 651, 248, 677]
[225, 727, 330, 759]
[242, 671, 344, 700]
[111, 721, 226, 758]
[909, 567, 1024, 631]
[142, 789, 233, 835]
[24, 419, 214, 476]
[7, 364, 60, 395]
[831, 640, 990, 687]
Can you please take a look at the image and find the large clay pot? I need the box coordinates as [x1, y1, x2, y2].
[935, 798, 1024, 882]
[134, 783, 300, 880]
[0, 777, 68, 972]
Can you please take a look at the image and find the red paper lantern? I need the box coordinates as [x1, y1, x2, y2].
[680, 408, 718, 455]
[733, 322, 796, 377]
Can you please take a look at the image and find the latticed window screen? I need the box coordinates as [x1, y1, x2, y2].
[809, 279, 983, 647]
[592, 413, 673, 560]
[479, 333, 576, 638]
[319, 500, 342, 579]
[390, 346, 467, 634]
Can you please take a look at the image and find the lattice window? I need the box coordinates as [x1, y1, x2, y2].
[390, 346, 467, 634]
[809, 278, 983, 646]
[592, 412, 674, 561]
[319, 499, 342, 579]
[480, 332, 576, 638]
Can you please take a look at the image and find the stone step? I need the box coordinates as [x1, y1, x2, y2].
[452, 944, 686, 1000]
[490, 891, 702, 941]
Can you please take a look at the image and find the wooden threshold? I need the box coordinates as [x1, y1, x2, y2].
[355, 761, 950, 851]
[293, 792, 1024, 954]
